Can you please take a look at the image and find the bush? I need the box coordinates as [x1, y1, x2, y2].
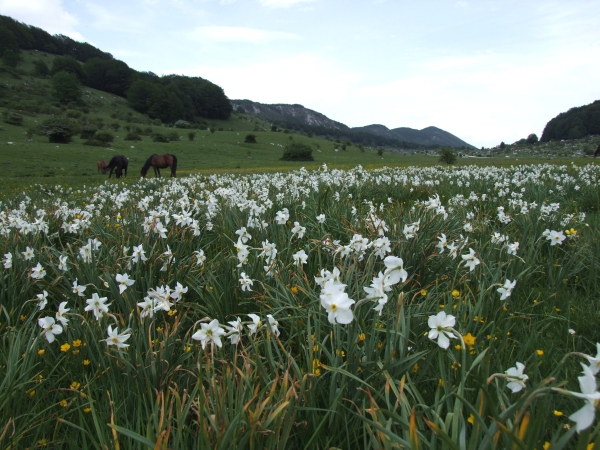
[80, 125, 97, 139]
[281, 142, 314, 161]
[66, 110, 81, 119]
[51, 71, 81, 104]
[3, 111, 23, 126]
[167, 131, 180, 141]
[377, 148, 384, 156]
[152, 132, 169, 143]
[124, 132, 142, 141]
[33, 60, 50, 77]
[38, 117, 76, 143]
[438, 147, 457, 164]
[188, 131, 196, 141]
[109, 122, 121, 132]
[174, 120, 190, 129]
[94, 131, 115, 144]
[244, 134, 257, 143]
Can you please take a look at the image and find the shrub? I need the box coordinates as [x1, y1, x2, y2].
[188, 131, 196, 141]
[438, 147, 457, 164]
[244, 134, 257, 143]
[3, 111, 23, 126]
[33, 60, 50, 77]
[66, 110, 81, 119]
[94, 131, 115, 144]
[174, 120, 190, 129]
[281, 142, 314, 161]
[124, 132, 142, 141]
[377, 148, 384, 156]
[80, 125, 97, 139]
[51, 71, 81, 104]
[109, 122, 121, 132]
[38, 117, 75, 143]
[167, 131, 180, 141]
[152, 132, 169, 143]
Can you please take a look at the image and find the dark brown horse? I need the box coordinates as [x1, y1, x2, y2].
[97, 160, 108, 174]
[595, 145, 600, 158]
[106, 155, 129, 179]
[140, 154, 177, 178]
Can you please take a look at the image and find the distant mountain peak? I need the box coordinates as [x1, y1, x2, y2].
[231, 99, 474, 149]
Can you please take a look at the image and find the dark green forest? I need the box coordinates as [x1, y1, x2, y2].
[0, 14, 232, 123]
[541, 100, 600, 141]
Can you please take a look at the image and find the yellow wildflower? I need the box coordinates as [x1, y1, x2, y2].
[72, 340, 82, 347]
[554, 410, 563, 417]
[463, 333, 476, 347]
[38, 349, 45, 356]
[60, 343, 71, 353]
[467, 414, 474, 425]
[452, 289, 460, 298]
[537, 349, 544, 356]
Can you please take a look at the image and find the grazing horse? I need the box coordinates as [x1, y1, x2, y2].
[106, 155, 129, 179]
[97, 160, 108, 174]
[140, 154, 178, 178]
[595, 145, 600, 158]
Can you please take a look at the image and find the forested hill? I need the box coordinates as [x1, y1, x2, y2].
[0, 14, 232, 123]
[231, 99, 474, 149]
[541, 100, 600, 142]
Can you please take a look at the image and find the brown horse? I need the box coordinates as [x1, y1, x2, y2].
[595, 144, 600, 158]
[140, 154, 178, 178]
[97, 160, 108, 174]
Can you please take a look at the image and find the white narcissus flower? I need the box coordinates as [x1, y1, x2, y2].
[320, 280, 355, 325]
[291, 222, 306, 239]
[267, 314, 280, 337]
[105, 325, 131, 349]
[497, 279, 517, 301]
[191, 319, 225, 349]
[56, 301, 70, 326]
[247, 314, 262, 335]
[137, 297, 156, 319]
[235, 227, 252, 243]
[239, 272, 253, 291]
[383, 256, 408, 284]
[461, 248, 480, 272]
[131, 244, 148, 263]
[547, 230, 566, 246]
[316, 214, 326, 224]
[226, 317, 243, 344]
[567, 364, 600, 433]
[3, 252, 12, 269]
[57, 255, 68, 271]
[194, 249, 206, 266]
[427, 311, 456, 349]
[115, 273, 135, 294]
[36, 290, 48, 310]
[507, 242, 519, 255]
[275, 208, 289, 225]
[170, 282, 188, 301]
[72, 279, 86, 297]
[38, 316, 63, 343]
[292, 249, 308, 267]
[584, 343, 600, 375]
[505, 362, 529, 393]
[22, 246, 35, 260]
[84, 293, 110, 320]
[30, 263, 46, 280]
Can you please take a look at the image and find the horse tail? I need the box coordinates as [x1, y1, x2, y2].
[141, 155, 153, 177]
[170, 154, 178, 177]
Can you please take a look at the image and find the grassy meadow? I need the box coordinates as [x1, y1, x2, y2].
[3, 50, 600, 449]
[1, 160, 600, 448]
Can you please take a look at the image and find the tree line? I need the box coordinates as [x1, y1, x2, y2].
[0, 14, 232, 123]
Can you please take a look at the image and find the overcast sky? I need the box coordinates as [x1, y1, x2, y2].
[1, 0, 599, 147]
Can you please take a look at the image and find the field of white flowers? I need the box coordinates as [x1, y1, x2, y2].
[1, 162, 600, 449]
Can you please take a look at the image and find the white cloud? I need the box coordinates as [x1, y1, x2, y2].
[178, 53, 363, 108]
[259, 0, 315, 8]
[186, 26, 300, 44]
[0, 0, 82, 40]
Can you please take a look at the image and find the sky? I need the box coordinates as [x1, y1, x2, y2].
[1, 0, 599, 147]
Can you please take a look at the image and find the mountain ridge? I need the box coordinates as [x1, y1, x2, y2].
[231, 99, 475, 149]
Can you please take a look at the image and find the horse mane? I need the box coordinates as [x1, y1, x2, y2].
[141, 154, 155, 176]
